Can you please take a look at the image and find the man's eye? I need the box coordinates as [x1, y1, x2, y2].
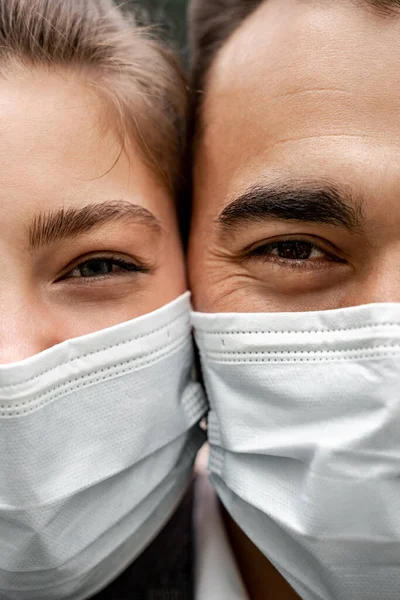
[267, 241, 325, 260]
[63, 257, 147, 280]
[247, 240, 342, 266]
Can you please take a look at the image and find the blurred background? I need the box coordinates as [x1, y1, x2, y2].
[124, 0, 187, 53]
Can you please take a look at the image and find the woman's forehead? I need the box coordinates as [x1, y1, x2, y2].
[0, 70, 174, 228]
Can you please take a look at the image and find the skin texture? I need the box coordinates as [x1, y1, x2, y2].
[189, 0, 400, 314]
[0, 69, 185, 363]
[189, 0, 400, 597]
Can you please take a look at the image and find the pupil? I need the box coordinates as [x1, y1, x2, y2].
[80, 259, 112, 277]
[277, 241, 312, 260]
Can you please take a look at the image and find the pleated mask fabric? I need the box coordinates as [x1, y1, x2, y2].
[0, 293, 207, 600]
[193, 303, 400, 600]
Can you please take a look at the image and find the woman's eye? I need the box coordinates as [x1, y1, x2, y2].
[63, 257, 147, 280]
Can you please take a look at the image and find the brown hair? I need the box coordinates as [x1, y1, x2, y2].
[0, 0, 188, 193]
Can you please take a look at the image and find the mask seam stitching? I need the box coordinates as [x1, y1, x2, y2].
[194, 323, 400, 335]
[198, 343, 400, 357]
[0, 312, 189, 391]
[201, 351, 400, 363]
[0, 337, 192, 416]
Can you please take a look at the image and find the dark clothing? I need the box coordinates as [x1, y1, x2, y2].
[91, 484, 195, 600]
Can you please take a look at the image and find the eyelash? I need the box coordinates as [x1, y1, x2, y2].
[244, 239, 345, 271]
[58, 254, 150, 283]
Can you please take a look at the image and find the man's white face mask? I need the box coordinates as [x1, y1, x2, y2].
[0, 293, 207, 600]
[193, 302, 400, 600]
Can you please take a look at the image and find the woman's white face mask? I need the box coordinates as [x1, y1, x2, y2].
[1, 294, 206, 600]
[193, 303, 400, 600]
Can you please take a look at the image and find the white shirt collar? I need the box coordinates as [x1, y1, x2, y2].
[194, 472, 249, 600]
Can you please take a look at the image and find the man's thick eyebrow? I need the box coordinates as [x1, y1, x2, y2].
[217, 183, 364, 234]
[28, 201, 162, 250]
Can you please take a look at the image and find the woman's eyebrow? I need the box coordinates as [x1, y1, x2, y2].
[27, 200, 162, 250]
[216, 181, 364, 237]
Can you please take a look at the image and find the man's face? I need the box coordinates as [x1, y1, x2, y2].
[189, 0, 400, 313]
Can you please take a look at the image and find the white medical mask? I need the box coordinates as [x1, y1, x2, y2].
[0, 293, 206, 600]
[193, 303, 400, 600]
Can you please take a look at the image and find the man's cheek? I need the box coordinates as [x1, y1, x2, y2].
[190, 253, 267, 312]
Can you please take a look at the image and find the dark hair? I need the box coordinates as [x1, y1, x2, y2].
[189, 0, 400, 93]
[0, 0, 189, 193]
[189, 0, 261, 94]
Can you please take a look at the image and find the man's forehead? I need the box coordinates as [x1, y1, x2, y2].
[193, 0, 400, 221]
[203, 0, 400, 124]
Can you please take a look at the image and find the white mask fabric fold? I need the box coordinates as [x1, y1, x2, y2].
[0, 292, 207, 600]
[192, 303, 400, 600]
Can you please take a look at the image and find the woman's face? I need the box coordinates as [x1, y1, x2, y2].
[0, 70, 186, 363]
